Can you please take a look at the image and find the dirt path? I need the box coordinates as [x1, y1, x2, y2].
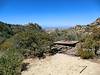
[22, 54, 100, 75]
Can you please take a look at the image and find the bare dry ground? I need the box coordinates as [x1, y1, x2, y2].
[22, 54, 100, 75]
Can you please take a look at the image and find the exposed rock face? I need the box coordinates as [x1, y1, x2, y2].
[96, 49, 100, 55]
[50, 45, 68, 55]
[96, 18, 100, 24]
[91, 17, 100, 25]
[50, 45, 77, 56]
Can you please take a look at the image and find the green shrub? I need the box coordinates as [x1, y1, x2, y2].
[34, 48, 45, 58]
[0, 49, 23, 75]
[19, 49, 33, 58]
[77, 48, 95, 59]
[80, 50, 95, 59]
[0, 30, 53, 58]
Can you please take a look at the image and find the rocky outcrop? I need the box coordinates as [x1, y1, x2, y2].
[50, 45, 77, 56]
[91, 17, 100, 25]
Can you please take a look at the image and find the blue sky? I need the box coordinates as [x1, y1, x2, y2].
[0, 0, 100, 28]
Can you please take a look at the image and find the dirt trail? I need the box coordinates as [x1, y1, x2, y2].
[22, 54, 100, 75]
